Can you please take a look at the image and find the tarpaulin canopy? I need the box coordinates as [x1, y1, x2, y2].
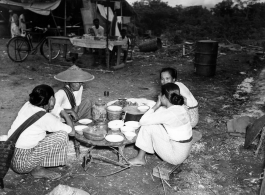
[0, 0, 61, 15]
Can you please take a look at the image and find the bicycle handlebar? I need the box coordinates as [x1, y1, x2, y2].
[34, 26, 48, 33]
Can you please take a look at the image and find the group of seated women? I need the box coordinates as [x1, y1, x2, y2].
[5, 65, 198, 180]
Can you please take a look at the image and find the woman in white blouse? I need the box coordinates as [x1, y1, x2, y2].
[160, 67, 199, 128]
[8, 85, 74, 180]
[129, 83, 192, 166]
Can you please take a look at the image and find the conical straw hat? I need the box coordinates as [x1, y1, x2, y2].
[54, 65, 94, 82]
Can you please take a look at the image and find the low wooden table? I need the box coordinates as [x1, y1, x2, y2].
[70, 37, 124, 69]
[75, 130, 138, 171]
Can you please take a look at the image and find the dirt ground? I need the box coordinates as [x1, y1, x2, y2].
[0, 38, 265, 195]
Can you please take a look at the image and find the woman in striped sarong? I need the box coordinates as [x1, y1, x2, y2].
[160, 67, 199, 128]
[7, 85, 74, 180]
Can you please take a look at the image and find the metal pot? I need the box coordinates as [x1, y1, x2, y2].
[95, 121, 108, 132]
[83, 122, 107, 141]
[123, 106, 143, 122]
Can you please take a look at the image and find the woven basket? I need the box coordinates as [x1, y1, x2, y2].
[107, 110, 122, 121]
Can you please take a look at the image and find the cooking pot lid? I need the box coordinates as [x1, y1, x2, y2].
[123, 106, 143, 115]
[83, 125, 107, 136]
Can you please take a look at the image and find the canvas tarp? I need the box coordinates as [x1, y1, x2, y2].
[0, 0, 61, 15]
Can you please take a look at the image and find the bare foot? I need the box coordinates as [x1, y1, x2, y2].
[128, 156, 146, 166]
[31, 167, 61, 180]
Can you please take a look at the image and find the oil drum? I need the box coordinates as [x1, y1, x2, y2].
[194, 40, 218, 76]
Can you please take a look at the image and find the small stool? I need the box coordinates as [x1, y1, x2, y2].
[152, 162, 181, 180]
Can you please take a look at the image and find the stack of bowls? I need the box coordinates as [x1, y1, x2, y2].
[124, 121, 141, 130]
[120, 125, 136, 141]
[121, 121, 141, 141]
[108, 120, 124, 131]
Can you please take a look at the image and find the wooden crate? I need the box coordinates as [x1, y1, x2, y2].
[152, 162, 181, 180]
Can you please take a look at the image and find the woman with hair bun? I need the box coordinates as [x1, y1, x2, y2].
[129, 83, 192, 166]
[160, 67, 199, 128]
[7, 84, 74, 180]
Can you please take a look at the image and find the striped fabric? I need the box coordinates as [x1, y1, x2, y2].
[188, 105, 199, 128]
[12, 131, 68, 173]
[77, 98, 92, 119]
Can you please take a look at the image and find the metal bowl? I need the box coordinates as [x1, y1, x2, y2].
[83, 127, 106, 141]
[83, 132, 105, 141]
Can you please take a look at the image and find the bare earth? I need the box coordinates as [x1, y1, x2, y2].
[0, 38, 264, 195]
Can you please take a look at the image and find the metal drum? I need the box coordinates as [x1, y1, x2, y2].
[139, 38, 162, 52]
[194, 40, 218, 76]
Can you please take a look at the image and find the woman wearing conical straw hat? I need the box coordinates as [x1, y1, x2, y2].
[51, 65, 94, 134]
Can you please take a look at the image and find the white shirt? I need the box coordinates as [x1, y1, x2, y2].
[19, 14, 26, 31]
[175, 82, 198, 108]
[7, 102, 71, 149]
[140, 105, 192, 142]
[92, 25, 104, 37]
[119, 36, 129, 50]
[51, 85, 83, 118]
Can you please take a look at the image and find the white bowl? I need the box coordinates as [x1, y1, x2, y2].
[74, 125, 87, 135]
[137, 105, 150, 112]
[120, 126, 135, 133]
[108, 120, 124, 131]
[124, 121, 140, 129]
[78, 118, 93, 125]
[123, 131, 136, 141]
[105, 134, 124, 142]
[107, 105, 123, 112]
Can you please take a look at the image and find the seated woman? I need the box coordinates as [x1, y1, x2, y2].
[129, 83, 192, 166]
[160, 67, 199, 128]
[8, 84, 74, 180]
[51, 65, 95, 129]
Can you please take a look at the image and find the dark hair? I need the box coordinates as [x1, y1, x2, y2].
[161, 83, 184, 105]
[121, 29, 127, 34]
[29, 84, 54, 107]
[160, 67, 178, 80]
[93, 18, 99, 23]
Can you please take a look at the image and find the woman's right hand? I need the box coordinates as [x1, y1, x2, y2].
[68, 128, 76, 137]
[68, 110, 79, 122]
[152, 95, 162, 111]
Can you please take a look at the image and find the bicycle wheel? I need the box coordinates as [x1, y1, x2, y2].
[40, 38, 61, 60]
[7, 37, 30, 62]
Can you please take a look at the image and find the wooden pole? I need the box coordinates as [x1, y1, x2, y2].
[121, 0, 122, 29]
[64, 0, 66, 36]
[106, 0, 110, 69]
[260, 169, 265, 195]
[63, 0, 67, 59]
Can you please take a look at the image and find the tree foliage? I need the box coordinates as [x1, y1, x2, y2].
[132, 0, 265, 42]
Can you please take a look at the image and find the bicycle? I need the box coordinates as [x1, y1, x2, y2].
[6, 27, 61, 62]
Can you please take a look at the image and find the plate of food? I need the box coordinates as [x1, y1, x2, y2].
[107, 98, 155, 108]
[105, 134, 124, 143]
[107, 98, 137, 108]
